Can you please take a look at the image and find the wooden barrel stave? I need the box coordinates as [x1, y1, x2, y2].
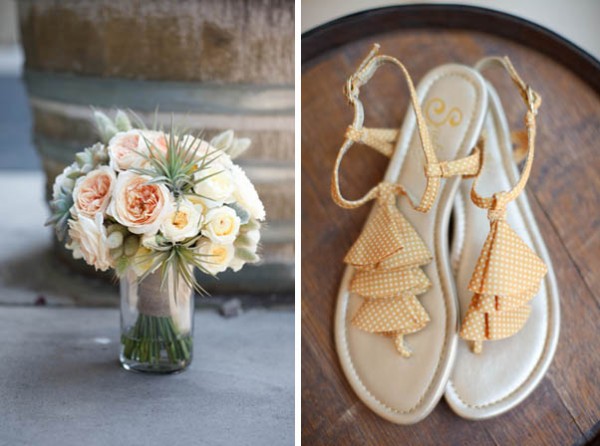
[19, 0, 294, 83]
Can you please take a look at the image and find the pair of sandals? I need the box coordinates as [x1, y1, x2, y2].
[332, 44, 559, 423]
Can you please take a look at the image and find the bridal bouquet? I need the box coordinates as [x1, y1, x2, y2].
[46, 110, 265, 372]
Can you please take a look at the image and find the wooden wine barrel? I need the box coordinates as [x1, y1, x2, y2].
[18, 0, 294, 294]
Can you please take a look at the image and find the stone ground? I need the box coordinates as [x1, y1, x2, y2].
[0, 307, 294, 446]
[0, 75, 295, 445]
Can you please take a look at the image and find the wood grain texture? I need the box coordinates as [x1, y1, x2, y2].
[301, 8, 600, 446]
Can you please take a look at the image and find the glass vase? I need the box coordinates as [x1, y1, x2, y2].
[119, 270, 194, 373]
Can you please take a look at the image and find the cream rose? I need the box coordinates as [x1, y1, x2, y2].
[196, 239, 234, 275]
[131, 245, 160, 277]
[203, 206, 240, 244]
[72, 166, 116, 218]
[230, 164, 266, 221]
[107, 130, 148, 171]
[185, 194, 208, 215]
[193, 163, 235, 207]
[108, 172, 173, 235]
[66, 212, 113, 271]
[160, 200, 203, 242]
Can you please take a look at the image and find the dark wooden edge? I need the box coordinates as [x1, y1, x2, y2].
[301, 4, 600, 95]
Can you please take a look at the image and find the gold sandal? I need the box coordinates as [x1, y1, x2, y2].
[446, 56, 560, 419]
[332, 45, 487, 423]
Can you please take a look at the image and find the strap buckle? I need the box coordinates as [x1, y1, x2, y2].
[344, 44, 381, 102]
[526, 86, 540, 115]
[344, 75, 365, 103]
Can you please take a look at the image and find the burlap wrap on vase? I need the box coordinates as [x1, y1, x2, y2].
[129, 272, 194, 333]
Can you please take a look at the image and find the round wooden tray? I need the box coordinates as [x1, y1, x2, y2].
[301, 5, 600, 445]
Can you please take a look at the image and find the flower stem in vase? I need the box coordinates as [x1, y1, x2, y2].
[120, 270, 194, 373]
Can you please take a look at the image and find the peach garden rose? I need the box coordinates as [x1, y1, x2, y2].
[142, 130, 169, 157]
[72, 166, 115, 218]
[108, 172, 173, 235]
[107, 130, 148, 172]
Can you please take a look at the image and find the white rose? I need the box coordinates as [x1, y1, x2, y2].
[160, 200, 203, 242]
[66, 212, 113, 271]
[108, 172, 173, 235]
[193, 163, 235, 207]
[107, 130, 148, 171]
[196, 239, 234, 275]
[230, 165, 265, 221]
[203, 206, 240, 244]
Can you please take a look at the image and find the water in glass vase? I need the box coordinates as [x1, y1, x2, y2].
[120, 270, 194, 373]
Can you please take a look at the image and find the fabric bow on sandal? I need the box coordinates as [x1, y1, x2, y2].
[344, 182, 432, 357]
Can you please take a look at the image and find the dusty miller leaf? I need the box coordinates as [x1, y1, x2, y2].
[114, 110, 132, 132]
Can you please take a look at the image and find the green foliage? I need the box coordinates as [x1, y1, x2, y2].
[135, 234, 215, 296]
[228, 203, 250, 225]
[210, 129, 251, 159]
[131, 126, 225, 200]
[93, 110, 119, 143]
[114, 110, 133, 132]
[234, 247, 259, 263]
[45, 192, 74, 241]
[121, 314, 192, 365]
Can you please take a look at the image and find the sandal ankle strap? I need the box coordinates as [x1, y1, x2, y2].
[331, 44, 440, 213]
[471, 56, 542, 217]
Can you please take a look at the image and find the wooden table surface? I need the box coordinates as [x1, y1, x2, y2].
[301, 7, 600, 446]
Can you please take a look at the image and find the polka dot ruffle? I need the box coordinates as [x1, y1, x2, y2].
[345, 189, 432, 357]
[459, 219, 547, 353]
